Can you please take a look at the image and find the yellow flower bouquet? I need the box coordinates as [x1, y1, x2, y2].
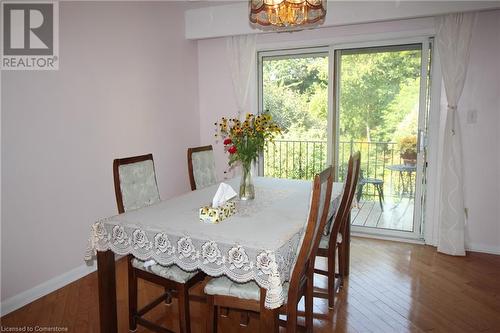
[215, 113, 282, 200]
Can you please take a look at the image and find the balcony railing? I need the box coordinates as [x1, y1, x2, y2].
[263, 139, 413, 198]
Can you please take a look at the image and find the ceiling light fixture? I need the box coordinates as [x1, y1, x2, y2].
[249, 0, 327, 30]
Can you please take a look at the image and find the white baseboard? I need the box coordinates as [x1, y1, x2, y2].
[466, 243, 500, 255]
[1, 262, 97, 316]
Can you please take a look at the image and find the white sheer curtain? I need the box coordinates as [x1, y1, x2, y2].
[226, 34, 257, 119]
[436, 12, 476, 256]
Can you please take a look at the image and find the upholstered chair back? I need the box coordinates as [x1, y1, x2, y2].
[188, 145, 217, 190]
[113, 154, 160, 213]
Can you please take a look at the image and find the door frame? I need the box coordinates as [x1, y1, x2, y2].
[331, 36, 432, 240]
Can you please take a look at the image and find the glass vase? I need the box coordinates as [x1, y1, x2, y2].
[239, 162, 255, 200]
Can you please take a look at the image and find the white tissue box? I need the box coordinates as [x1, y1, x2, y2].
[199, 201, 236, 224]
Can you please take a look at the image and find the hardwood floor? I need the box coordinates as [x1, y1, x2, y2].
[2, 237, 500, 332]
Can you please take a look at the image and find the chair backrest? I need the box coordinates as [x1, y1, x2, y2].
[328, 152, 361, 247]
[113, 154, 160, 214]
[288, 166, 334, 299]
[187, 145, 217, 191]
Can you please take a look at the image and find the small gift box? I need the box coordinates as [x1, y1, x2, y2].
[199, 201, 236, 224]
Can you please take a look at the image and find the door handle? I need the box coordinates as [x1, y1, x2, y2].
[417, 129, 425, 154]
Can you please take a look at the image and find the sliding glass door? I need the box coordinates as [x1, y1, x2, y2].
[258, 39, 432, 240]
[334, 41, 431, 239]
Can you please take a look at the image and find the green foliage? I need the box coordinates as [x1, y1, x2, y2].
[262, 49, 422, 195]
[381, 78, 420, 141]
[264, 140, 327, 180]
[338, 50, 421, 142]
[263, 50, 421, 145]
[264, 139, 412, 200]
[263, 56, 328, 141]
[398, 135, 417, 156]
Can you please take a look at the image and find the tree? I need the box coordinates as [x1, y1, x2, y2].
[263, 56, 328, 140]
[338, 50, 421, 142]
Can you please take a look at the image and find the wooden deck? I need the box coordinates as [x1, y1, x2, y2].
[351, 198, 414, 232]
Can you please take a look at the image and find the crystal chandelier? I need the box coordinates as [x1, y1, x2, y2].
[249, 0, 327, 29]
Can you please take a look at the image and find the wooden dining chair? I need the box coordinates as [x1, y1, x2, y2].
[113, 153, 205, 333]
[314, 152, 360, 309]
[187, 145, 217, 190]
[204, 166, 334, 333]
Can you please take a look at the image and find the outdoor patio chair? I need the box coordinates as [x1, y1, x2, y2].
[356, 170, 384, 211]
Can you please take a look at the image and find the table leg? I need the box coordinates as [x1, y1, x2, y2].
[260, 307, 278, 333]
[97, 250, 117, 333]
[399, 172, 405, 197]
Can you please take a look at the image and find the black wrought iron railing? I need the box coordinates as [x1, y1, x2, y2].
[263, 139, 413, 198]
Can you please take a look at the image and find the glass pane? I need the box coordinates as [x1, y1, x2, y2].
[338, 45, 422, 232]
[262, 53, 329, 180]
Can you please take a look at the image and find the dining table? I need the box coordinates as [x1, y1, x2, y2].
[87, 177, 344, 333]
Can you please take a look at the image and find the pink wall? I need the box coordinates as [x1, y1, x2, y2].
[198, 38, 244, 180]
[1, 2, 199, 301]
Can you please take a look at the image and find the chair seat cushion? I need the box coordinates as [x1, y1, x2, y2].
[204, 276, 289, 302]
[132, 258, 198, 283]
[319, 233, 343, 249]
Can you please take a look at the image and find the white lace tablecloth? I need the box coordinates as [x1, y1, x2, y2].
[87, 177, 342, 309]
